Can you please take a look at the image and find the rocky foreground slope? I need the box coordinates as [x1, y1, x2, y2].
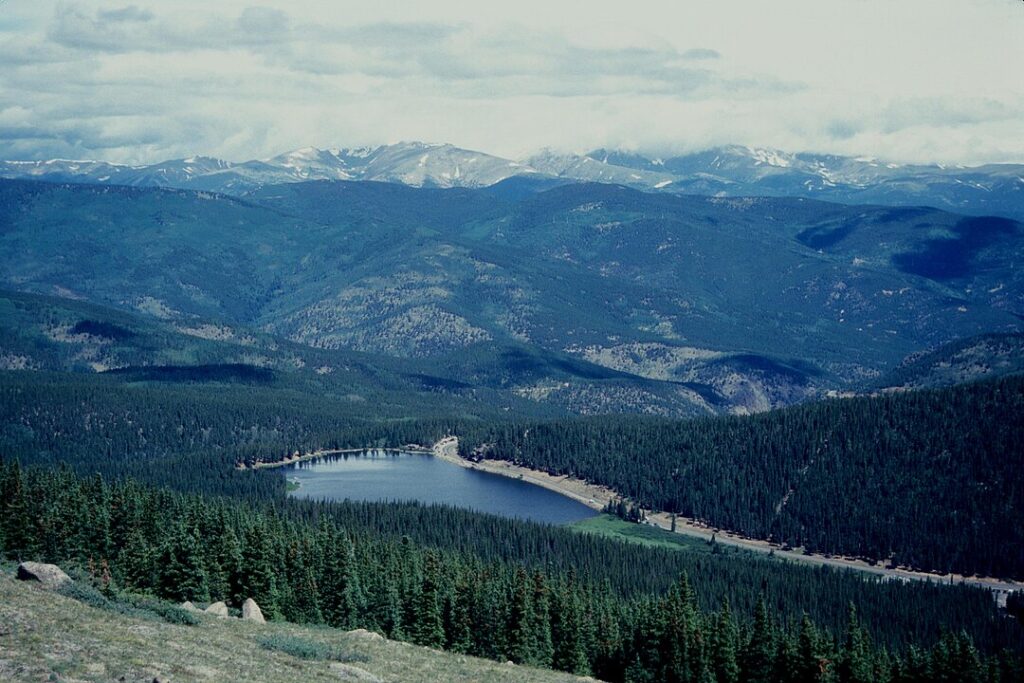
[0, 568, 590, 683]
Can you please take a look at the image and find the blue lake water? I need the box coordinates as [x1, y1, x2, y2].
[286, 451, 596, 525]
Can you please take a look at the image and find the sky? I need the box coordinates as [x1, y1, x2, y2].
[0, 0, 1022, 165]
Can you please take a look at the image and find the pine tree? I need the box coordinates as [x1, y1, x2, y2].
[411, 550, 445, 649]
[157, 524, 210, 603]
[531, 570, 555, 668]
[508, 567, 537, 665]
[472, 569, 507, 660]
[285, 543, 322, 624]
[552, 585, 591, 676]
[712, 600, 741, 683]
[741, 597, 776, 683]
[797, 613, 830, 683]
[445, 575, 475, 654]
[773, 630, 801, 683]
[117, 526, 154, 591]
[215, 526, 245, 605]
[838, 605, 873, 683]
[658, 573, 700, 683]
[0, 460, 36, 561]
[241, 522, 279, 617]
[337, 537, 366, 629]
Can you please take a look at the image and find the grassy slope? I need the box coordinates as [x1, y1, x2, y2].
[572, 514, 756, 558]
[0, 572, 590, 683]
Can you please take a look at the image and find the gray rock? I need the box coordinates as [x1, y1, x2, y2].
[204, 601, 229, 617]
[16, 562, 71, 589]
[328, 663, 381, 682]
[241, 597, 265, 623]
[179, 601, 201, 612]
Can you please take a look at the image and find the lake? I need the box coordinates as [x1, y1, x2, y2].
[286, 451, 597, 525]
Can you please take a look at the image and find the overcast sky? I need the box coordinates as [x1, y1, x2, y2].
[1, 0, 1022, 165]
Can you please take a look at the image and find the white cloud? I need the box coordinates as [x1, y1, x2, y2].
[0, 0, 1021, 164]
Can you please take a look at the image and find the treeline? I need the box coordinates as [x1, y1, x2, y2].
[460, 376, 1024, 579]
[0, 372, 456, 497]
[2, 462, 1020, 683]
[4, 371, 1024, 658]
[285, 497, 1022, 652]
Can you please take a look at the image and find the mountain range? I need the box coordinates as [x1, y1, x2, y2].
[3, 142, 1023, 221]
[1, 175, 1021, 417]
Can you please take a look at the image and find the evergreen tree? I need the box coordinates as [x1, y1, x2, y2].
[117, 526, 155, 591]
[552, 585, 591, 676]
[411, 550, 445, 649]
[838, 605, 873, 683]
[445, 575, 475, 654]
[508, 566, 538, 665]
[240, 522, 279, 617]
[215, 526, 245, 605]
[712, 600, 741, 683]
[0, 460, 35, 560]
[797, 613, 831, 683]
[531, 570, 555, 668]
[157, 524, 210, 603]
[741, 597, 776, 683]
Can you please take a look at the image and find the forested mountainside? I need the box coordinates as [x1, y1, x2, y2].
[5, 365, 1023, 580]
[0, 289, 727, 418]
[4, 375, 1017, 650]
[2, 462, 1022, 683]
[872, 333, 1024, 391]
[461, 376, 1024, 579]
[1, 178, 1022, 416]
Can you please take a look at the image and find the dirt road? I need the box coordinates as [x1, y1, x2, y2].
[432, 437, 1021, 600]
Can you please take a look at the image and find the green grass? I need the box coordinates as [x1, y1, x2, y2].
[0, 571, 588, 682]
[571, 514, 752, 558]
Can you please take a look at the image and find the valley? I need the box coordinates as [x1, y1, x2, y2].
[4, 3, 1023, 680]
[2, 172, 1022, 679]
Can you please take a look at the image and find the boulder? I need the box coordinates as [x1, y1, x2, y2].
[204, 601, 229, 617]
[16, 562, 71, 589]
[241, 597, 265, 623]
[180, 601, 201, 612]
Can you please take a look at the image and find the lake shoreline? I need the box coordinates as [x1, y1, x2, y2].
[280, 437, 596, 526]
[431, 438, 1023, 596]
[241, 444, 432, 470]
[246, 437, 1022, 595]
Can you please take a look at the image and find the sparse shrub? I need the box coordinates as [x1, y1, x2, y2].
[124, 594, 200, 626]
[57, 580, 113, 610]
[56, 581, 198, 626]
[258, 634, 369, 663]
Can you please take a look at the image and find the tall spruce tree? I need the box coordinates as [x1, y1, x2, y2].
[712, 600, 742, 683]
[411, 550, 445, 649]
[742, 597, 776, 683]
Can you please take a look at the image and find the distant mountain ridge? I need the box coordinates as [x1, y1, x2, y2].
[0, 142, 532, 194]
[2, 176, 1022, 417]
[2, 142, 1022, 220]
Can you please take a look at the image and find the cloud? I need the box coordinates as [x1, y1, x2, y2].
[3, 0, 1023, 165]
[236, 7, 290, 42]
[97, 6, 154, 23]
[680, 48, 720, 60]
